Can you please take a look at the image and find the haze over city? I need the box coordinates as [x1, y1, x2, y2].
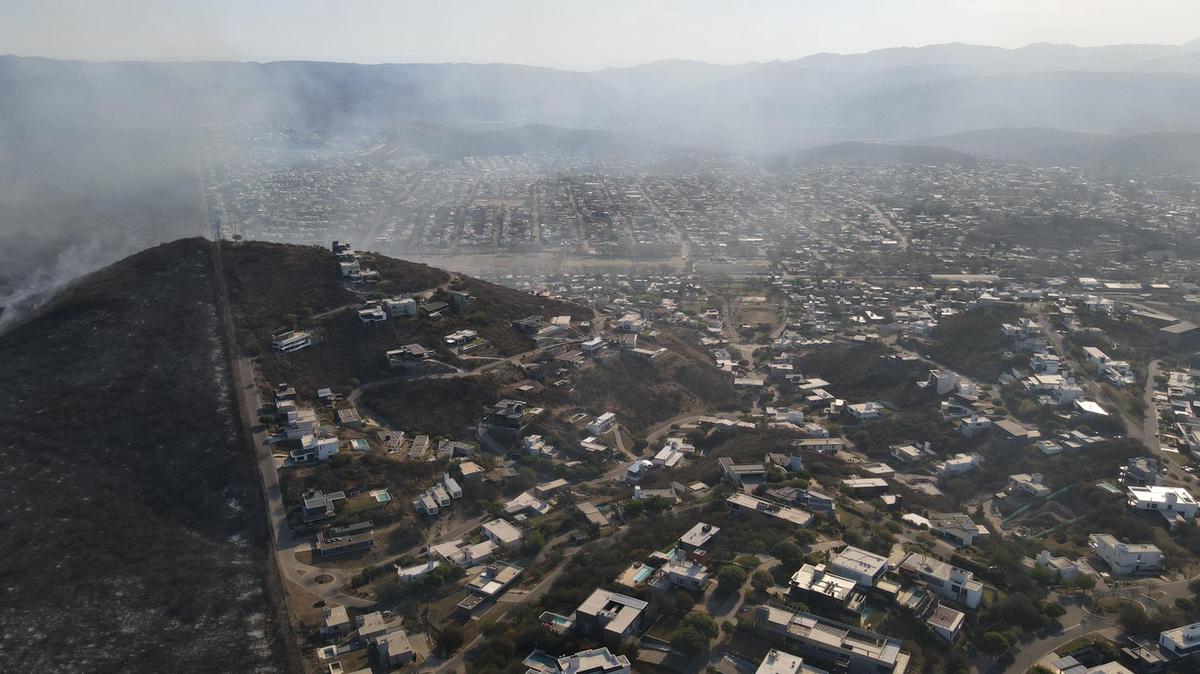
[5, 4, 1200, 674]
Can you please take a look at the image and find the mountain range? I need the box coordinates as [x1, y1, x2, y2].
[4, 38, 1200, 154]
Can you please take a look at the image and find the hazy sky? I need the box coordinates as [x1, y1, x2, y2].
[4, 0, 1199, 69]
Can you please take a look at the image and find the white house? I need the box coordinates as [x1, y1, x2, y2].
[899, 553, 983, 609]
[935, 453, 980, 478]
[1127, 485, 1198, 525]
[588, 412, 617, 435]
[481, 519, 524, 550]
[1089, 533, 1164, 576]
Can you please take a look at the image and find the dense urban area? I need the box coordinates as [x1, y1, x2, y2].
[192, 135, 1200, 674]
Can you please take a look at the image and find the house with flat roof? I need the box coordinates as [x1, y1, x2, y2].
[898, 553, 983, 609]
[523, 647, 631, 674]
[1127, 485, 1198, 525]
[481, 519, 524, 550]
[466, 562, 523, 598]
[790, 564, 864, 612]
[753, 649, 827, 674]
[574, 589, 648, 643]
[726, 493, 814, 527]
[756, 604, 910, 674]
[828, 546, 889, 588]
[1009, 472, 1052, 498]
[1089, 534, 1164, 576]
[315, 521, 374, 558]
[930, 513, 988, 548]
[1159, 622, 1200, 658]
[661, 559, 710, 592]
[719, 456, 768, 489]
[677, 522, 720, 552]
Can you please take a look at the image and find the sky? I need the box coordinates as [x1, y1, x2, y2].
[3, 0, 1200, 70]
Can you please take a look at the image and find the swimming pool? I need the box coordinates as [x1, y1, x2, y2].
[633, 565, 655, 583]
[371, 489, 391, 503]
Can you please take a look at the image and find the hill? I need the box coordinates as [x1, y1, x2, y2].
[776, 140, 977, 166]
[222, 240, 593, 396]
[0, 239, 290, 672]
[912, 127, 1200, 172]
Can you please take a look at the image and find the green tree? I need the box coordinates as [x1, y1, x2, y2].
[669, 627, 710, 657]
[751, 570, 773, 593]
[717, 564, 748, 594]
[773, 541, 804, 568]
[980, 631, 1010, 655]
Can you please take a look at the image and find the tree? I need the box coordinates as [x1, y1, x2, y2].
[436, 625, 464, 656]
[751, 570, 773, 593]
[673, 612, 718, 642]
[717, 564, 748, 594]
[670, 627, 709, 657]
[1044, 602, 1066, 620]
[980, 631, 1010, 655]
[773, 541, 804, 568]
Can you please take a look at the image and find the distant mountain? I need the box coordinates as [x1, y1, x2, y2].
[5, 42, 1200, 153]
[912, 127, 1200, 172]
[789, 41, 1200, 73]
[775, 141, 977, 167]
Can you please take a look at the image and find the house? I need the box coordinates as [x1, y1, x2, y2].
[504, 491, 552, 516]
[719, 456, 768, 489]
[794, 488, 836, 513]
[447, 289, 476, 311]
[524, 647, 631, 674]
[480, 519, 524, 550]
[321, 605, 352, 639]
[930, 513, 987, 547]
[790, 563, 864, 611]
[458, 461, 485, 481]
[927, 370, 959, 395]
[1089, 534, 1164, 576]
[1008, 473, 1052, 498]
[755, 604, 910, 674]
[383, 297, 417, 317]
[677, 522, 720, 553]
[355, 611, 390, 641]
[273, 329, 313, 353]
[358, 306, 387, 324]
[661, 559, 710, 591]
[842, 477, 889, 496]
[847, 402, 884, 423]
[828, 546, 889, 588]
[535, 478, 570, 497]
[994, 419, 1039, 449]
[792, 437, 847, 453]
[1127, 485, 1198, 525]
[574, 589, 648, 643]
[302, 489, 344, 524]
[899, 553, 983, 609]
[466, 562, 523, 598]
[726, 493, 814, 527]
[587, 412, 617, 435]
[386, 343, 434, 367]
[1082, 346, 1110, 365]
[889, 444, 925, 464]
[753, 649, 822, 674]
[1159, 622, 1200, 658]
[1025, 550, 1087, 581]
[959, 414, 992, 437]
[375, 630, 414, 668]
[315, 521, 374, 558]
[926, 604, 965, 642]
[1120, 457, 1164, 487]
[430, 539, 499, 567]
[935, 453, 980, 478]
